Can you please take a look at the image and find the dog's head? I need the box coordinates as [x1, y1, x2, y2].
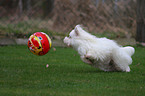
[64, 25, 95, 47]
[63, 25, 83, 47]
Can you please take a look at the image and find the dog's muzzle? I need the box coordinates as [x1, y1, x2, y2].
[63, 37, 71, 47]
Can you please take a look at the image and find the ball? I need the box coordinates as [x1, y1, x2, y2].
[28, 32, 52, 56]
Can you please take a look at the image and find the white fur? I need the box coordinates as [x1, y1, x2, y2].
[64, 25, 135, 72]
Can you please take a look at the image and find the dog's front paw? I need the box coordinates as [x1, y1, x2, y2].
[81, 55, 94, 64]
[85, 53, 95, 60]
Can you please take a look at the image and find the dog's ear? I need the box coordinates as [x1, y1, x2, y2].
[75, 27, 79, 36]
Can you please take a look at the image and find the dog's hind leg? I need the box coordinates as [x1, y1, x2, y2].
[112, 48, 132, 72]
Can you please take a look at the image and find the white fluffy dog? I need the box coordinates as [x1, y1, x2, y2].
[64, 25, 135, 72]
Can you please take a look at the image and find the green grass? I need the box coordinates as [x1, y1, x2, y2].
[0, 45, 145, 96]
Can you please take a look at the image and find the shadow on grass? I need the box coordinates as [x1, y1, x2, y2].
[74, 68, 124, 74]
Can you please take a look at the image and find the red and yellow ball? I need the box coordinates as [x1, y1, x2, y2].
[28, 32, 52, 56]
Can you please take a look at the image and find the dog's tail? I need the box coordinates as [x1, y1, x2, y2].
[121, 46, 135, 56]
[112, 47, 134, 72]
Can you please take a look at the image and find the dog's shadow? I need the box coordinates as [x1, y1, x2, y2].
[76, 69, 123, 74]
[77, 69, 103, 74]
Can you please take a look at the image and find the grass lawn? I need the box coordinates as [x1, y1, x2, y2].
[0, 45, 145, 96]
